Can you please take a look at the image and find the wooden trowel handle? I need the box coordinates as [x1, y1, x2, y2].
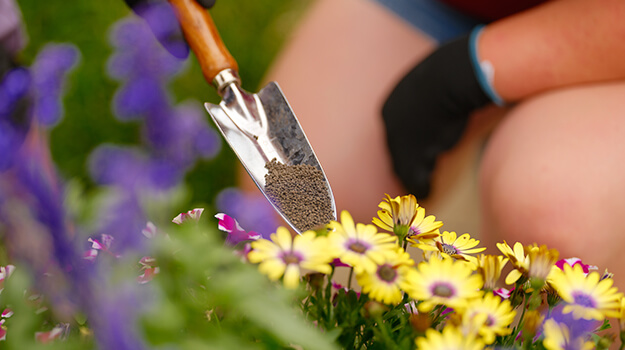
[168, 0, 238, 84]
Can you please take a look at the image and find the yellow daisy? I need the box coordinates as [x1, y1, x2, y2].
[526, 244, 560, 283]
[355, 248, 415, 305]
[460, 292, 516, 344]
[248, 227, 334, 289]
[542, 319, 595, 350]
[497, 241, 532, 285]
[406, 257, 483, 312]
[415, 325, 485, 350]
[373, 194, 442, 242]
[417, 231, 486, 264]
[475, 254, 508, 290]
[327, 210, 398, 274]
[547, 263, 622, 320]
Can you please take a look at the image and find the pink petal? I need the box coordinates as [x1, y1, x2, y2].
[215, 213, 243, 233]
[494, 287, 512, 299]
[173, 208, 205, 224]
[1, 309, 12, 318]
[138, 256, 157, 268]
[137, 267, 159, 284]
[142, 221, 157, 239]
[83, 249, 98, 261]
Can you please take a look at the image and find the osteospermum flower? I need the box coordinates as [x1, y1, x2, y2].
[548, 263, 622, 320]
[415, 325, 485, 350]
[327, 210, 398, 274]
[460, 292, 516, 344]
[475, 254, 508, 290]
[356, 248, 415, 304]
[497, 241, 532, 285]
[406, 257, 483, 312]
[248, 227, 334, 289]
[526, 244, 559, 283]
[417, 231, 486, 264]
[542, 319, 594, 350]
[373, 194, 441, 242]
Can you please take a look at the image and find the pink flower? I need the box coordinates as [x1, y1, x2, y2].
[494, 287, 513, 299]
[172, 208, 204, 224]
[555, 257, 597, 275]
[35, 323, 69, 343]
[141, 221, 158, 239]
[0, 308, 13, 341]
[0, 265, 15, 294]
[215, 213, 261, 246]
[83, 234, 121, 261]
[137, 256, 159, 284]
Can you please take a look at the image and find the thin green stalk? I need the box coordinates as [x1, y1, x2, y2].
[375, 315, 396, 348]
[347, 267, 354, 290]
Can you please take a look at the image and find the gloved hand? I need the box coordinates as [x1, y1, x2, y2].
[382, 26, 503, 199]
[123, 0, 216, 58]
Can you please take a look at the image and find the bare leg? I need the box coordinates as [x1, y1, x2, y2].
[479, 82, 625, 290]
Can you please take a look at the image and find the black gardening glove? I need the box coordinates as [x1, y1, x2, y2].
[382, 28, 501, 199]
[123, 0, 216, 58]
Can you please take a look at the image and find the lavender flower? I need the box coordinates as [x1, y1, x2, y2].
[0, 66, 32, 171]
[30, 43, 80, 127]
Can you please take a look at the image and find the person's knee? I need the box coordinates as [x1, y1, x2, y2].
[478, 83, 625, 264]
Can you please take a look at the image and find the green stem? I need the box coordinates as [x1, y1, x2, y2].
[375, 315, 396, 348]
[347, 267, 354, 290]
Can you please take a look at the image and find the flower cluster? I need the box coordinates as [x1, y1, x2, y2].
[233, 194, 625, 349]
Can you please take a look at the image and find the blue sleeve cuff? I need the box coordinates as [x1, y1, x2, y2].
[469, 25, 505, 106]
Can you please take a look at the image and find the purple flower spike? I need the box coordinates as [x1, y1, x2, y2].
[31, 43, 80, 127]
[137, 2, 190, 59]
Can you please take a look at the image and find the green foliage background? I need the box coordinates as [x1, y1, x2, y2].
[15, 0, 311, 208]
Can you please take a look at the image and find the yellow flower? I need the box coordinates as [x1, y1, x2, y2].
[542, 319, 595, 350]
[475, 254, 508, 290]
[460, 292, 516, 344]
[619, 297, 625, 331]
[406, 257, 483, 312]
[373, 194, 442, 242]
[497, 241, 532, 285]
[327, 210, 398, 274]
[356, 248, 415, 305]
[526, 244, 559, 282]
[417, 231, 485, 264]
[415, 325, 485, 350]
[248, 227, 334, 289]
[548, 263, 622, 320]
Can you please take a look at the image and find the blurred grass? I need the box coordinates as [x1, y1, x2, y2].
[16, 0, 311, 207]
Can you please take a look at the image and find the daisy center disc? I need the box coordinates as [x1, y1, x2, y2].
[431, 283, 455, 298]
[348, 241, 369, 254]
[376, 264, 397, 283]
[282, 252, 302, 265]
[572, 291, 597, 308]
[440, 243, 458, 256]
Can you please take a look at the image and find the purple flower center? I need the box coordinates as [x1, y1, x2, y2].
[376, 264, 397, 283]
[282, 251, 303, 265]
[572, 291, 596, 308]
[347, 240, 370, 254]
[431, 282, 455, 298]
[440, 243, 458, 255]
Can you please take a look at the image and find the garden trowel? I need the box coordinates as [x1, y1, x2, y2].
[168, 0, 336, 233]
